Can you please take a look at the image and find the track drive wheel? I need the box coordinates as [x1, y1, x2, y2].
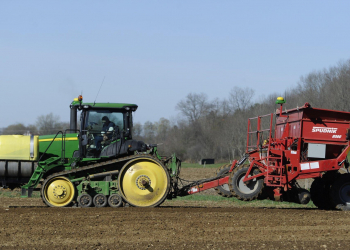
[108, 194, 123, 207]
[214, 164, 233, 197]
[77, 193, 93, 207]
[41, 176, 75, 207]
[330, 174, 350, 208]
[229, 165, 263, 201]
[118, 157, 170, 207]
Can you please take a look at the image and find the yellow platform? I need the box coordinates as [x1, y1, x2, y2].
[0, 135, 39, 161]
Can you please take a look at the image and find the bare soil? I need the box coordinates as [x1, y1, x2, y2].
[1, 206, 349, 249]
[1, 167, 347, 249]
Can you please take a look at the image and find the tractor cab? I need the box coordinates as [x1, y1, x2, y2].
[70, 95, 146, 158]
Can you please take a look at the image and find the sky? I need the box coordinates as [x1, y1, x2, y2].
[1, 1, 350, 128]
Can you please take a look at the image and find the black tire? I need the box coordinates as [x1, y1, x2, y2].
[214, 164, 233, 198]
[295, 188, 311, 204]
[310, 178, 330, 209]
[310, 172, 340, 210]
[93, 194, 108, 207]
[108, 194, 123, 208]
[330, 174, 350, 208]
[229, 166, 263, 201]
[77, 193, 93, 207]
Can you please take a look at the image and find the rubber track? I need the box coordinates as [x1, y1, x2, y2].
[40, 154, 164, 207]
[43, 154, 162, 181]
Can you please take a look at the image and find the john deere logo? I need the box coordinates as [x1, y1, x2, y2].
[312, 127, 338, 134]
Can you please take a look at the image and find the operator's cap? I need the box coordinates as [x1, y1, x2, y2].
[102, 116, 109, 122]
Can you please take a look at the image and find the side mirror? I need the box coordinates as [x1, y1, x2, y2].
[124, 128, 130, 137]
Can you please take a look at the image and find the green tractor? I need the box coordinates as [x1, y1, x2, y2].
[0, 95, 180, 207]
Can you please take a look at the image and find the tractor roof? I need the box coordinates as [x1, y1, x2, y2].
[71, 100, 138, 111]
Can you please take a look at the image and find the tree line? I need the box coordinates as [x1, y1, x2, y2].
[134, 59, 350, 162]
[1, 59, 349, 162]
[0, 113, 69, 136]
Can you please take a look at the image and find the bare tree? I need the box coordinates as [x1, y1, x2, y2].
[176, 93, 212, 123]
[36, 113, 65, 135]
[2, 123, 27, 135]
[155, 118, 170, 142]
[229, 87, 255, 111]
[143, 121, 157, 143]
[133, 122, 143, 138]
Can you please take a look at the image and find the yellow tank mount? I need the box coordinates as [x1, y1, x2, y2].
[0, 135, 39, 161]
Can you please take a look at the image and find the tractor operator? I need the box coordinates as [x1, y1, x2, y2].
[94, 116, 115, 150]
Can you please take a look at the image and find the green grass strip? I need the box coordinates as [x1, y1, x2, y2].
[169, 194, 317, 208]
[181, 162, 229, 169]
[0, 189, 41, 198]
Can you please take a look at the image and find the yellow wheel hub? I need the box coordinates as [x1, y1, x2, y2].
[119, 158, 170, 207]
[136, 175, 151, 190]
[44, 177, 75, 207]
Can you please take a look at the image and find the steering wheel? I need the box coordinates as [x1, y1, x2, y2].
[86, 122, 98, 133]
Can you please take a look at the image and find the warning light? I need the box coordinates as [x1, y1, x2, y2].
[78, 95, 83, 101]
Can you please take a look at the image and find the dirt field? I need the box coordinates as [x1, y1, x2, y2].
[1, 206, 350, 249]
[1, 167, 349, 249]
